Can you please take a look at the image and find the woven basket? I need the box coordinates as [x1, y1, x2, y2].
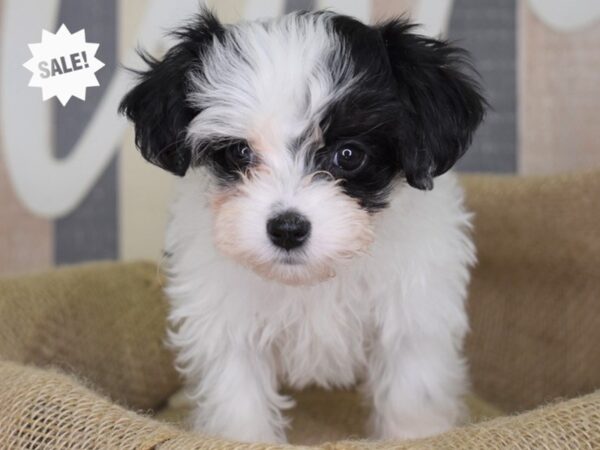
[1, 171, 599, 449]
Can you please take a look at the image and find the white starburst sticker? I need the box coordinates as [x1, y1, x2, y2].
[23, 24, 105, 106]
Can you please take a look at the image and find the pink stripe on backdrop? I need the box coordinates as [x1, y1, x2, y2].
[0, 149, 53, 276]
[519, 2, 600, 174]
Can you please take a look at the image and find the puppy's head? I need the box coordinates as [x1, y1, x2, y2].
[120, 10, 485, 285]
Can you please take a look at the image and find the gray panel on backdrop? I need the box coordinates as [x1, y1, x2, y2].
[54, 0, 118, 264]
[449, 0, 517, 173]
[286, 0, 315, 13]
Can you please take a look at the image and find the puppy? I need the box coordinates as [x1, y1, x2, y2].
[120, 9, 485, 443]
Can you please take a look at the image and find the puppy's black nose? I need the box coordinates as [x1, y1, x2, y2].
[267, 211, 311, 250]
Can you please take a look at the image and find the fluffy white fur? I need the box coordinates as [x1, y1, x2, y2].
[166, 170, 474, 443]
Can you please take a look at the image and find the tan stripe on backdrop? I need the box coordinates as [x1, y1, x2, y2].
[371, 0, 414, 23]
[118, 0, 174, 262]
[207, 0, 247, 23]
[519, 1, 600, 175]
[0, 0, 53, 276]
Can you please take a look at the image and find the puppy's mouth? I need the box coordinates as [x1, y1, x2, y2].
[276, 251, 306, 266]
[248, 249, 337, 286]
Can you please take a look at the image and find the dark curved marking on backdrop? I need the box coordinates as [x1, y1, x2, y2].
[54, 0, 118, 264]
[450, 0, 517, 173]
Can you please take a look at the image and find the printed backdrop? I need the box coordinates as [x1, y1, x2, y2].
[1, 0, 599, 275]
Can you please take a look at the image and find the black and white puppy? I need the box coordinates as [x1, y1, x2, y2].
[120, 9, 485, 443]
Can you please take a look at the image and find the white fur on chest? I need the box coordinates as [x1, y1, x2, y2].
[266, 272, 375, 388]
[167, 233, 377, 389]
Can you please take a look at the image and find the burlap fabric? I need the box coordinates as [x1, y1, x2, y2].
[0, 261, 179, 411]
[462, 170, 600, 413]
[0, 170, 599, 448]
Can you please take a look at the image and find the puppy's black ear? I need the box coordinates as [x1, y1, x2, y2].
[119, 11, 224, 176]
[377, 19, 486, 190]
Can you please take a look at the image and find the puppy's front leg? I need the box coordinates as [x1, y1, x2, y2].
[367, 288, 469, 440]
[367, 333, 467, 440]
[187, 348, 291, 443]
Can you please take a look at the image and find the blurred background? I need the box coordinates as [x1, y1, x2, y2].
[1, 0, 599, 276]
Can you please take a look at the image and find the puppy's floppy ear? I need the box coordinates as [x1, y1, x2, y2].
[119, 10, 224, 176]
[377, 19, 486, 190]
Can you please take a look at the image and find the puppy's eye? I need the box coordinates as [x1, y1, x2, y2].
[332, 146, 367, 174]
[225, 142, 255, 169]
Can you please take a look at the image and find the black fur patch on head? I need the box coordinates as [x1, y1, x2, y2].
[118, 10, 224, 176]
[318, 15, 485, 209]
[314, 84, 405, 211]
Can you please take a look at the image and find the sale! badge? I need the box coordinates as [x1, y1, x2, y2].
[23, 24, 104, 106]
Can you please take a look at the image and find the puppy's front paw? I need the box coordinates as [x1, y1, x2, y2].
[372, 409, 461, 441]
[203, 425, 286, 444]
[374, 421, 453, 441]
[190, 404, 288, 444]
